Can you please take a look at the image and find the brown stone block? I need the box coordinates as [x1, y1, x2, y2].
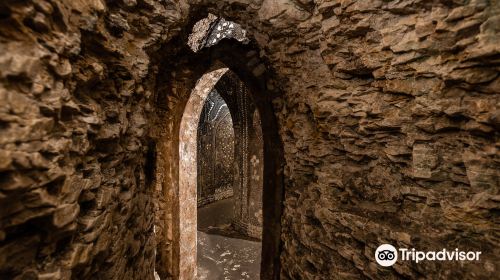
[53, 203, 80, 228]
[412, 143, 438, 179]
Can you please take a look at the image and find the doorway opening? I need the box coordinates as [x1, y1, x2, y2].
[196, 80, 264, 279]
[179, 66, 265, 279]
[153, 12, 284, 280]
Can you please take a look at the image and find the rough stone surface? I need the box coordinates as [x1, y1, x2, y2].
[0, 0, 184, 278]
[0, 0, 499, 279]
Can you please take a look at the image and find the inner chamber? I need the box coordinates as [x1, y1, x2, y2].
[196, 74, 264, 279]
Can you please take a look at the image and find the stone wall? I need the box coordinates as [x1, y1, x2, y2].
[196, 79, 264, 240]
[190, 0, 499, 278]
[0, 0, 185, 279]
[0, 0, 498, 279]
[214, 72, 265, 240]
[204, 0, 498, 279]
[197, 89, 234, 207]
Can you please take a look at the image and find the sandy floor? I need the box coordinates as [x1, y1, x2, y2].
[197, 231, 261, 280]
[197, 198, 235, 231]
[197, 198, 261, 279]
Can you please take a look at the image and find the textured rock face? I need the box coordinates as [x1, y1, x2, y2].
[0, 0, 499, 280]
[232, 1, 499, 279]
[0, 0, 185, 278]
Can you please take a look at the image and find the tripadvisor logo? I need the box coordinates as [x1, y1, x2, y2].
[375, 244, 398, 266]
[375, 244, 482, 266]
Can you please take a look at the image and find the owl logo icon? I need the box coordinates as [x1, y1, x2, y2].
[375, 244, 398, 266]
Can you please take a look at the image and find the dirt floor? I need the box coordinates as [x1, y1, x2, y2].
[197, 198, 262, 279]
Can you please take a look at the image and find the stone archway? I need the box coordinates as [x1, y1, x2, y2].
[153, 37, 284, 280]
[176, 66, 270, 279]
[178, 68, 229, 279]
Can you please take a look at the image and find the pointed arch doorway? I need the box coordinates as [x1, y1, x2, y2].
[153, 16, 284, 280]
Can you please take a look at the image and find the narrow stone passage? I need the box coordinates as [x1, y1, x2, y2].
[1, 1, 498, 279]
[194, 71, 264, 279]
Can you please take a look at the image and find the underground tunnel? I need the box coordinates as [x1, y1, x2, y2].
[0, 1, 499, 280]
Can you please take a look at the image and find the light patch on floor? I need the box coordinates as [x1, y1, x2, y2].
[197, 231, 261, 279]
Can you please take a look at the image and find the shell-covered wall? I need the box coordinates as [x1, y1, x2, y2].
[197, 89, 234, 206]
